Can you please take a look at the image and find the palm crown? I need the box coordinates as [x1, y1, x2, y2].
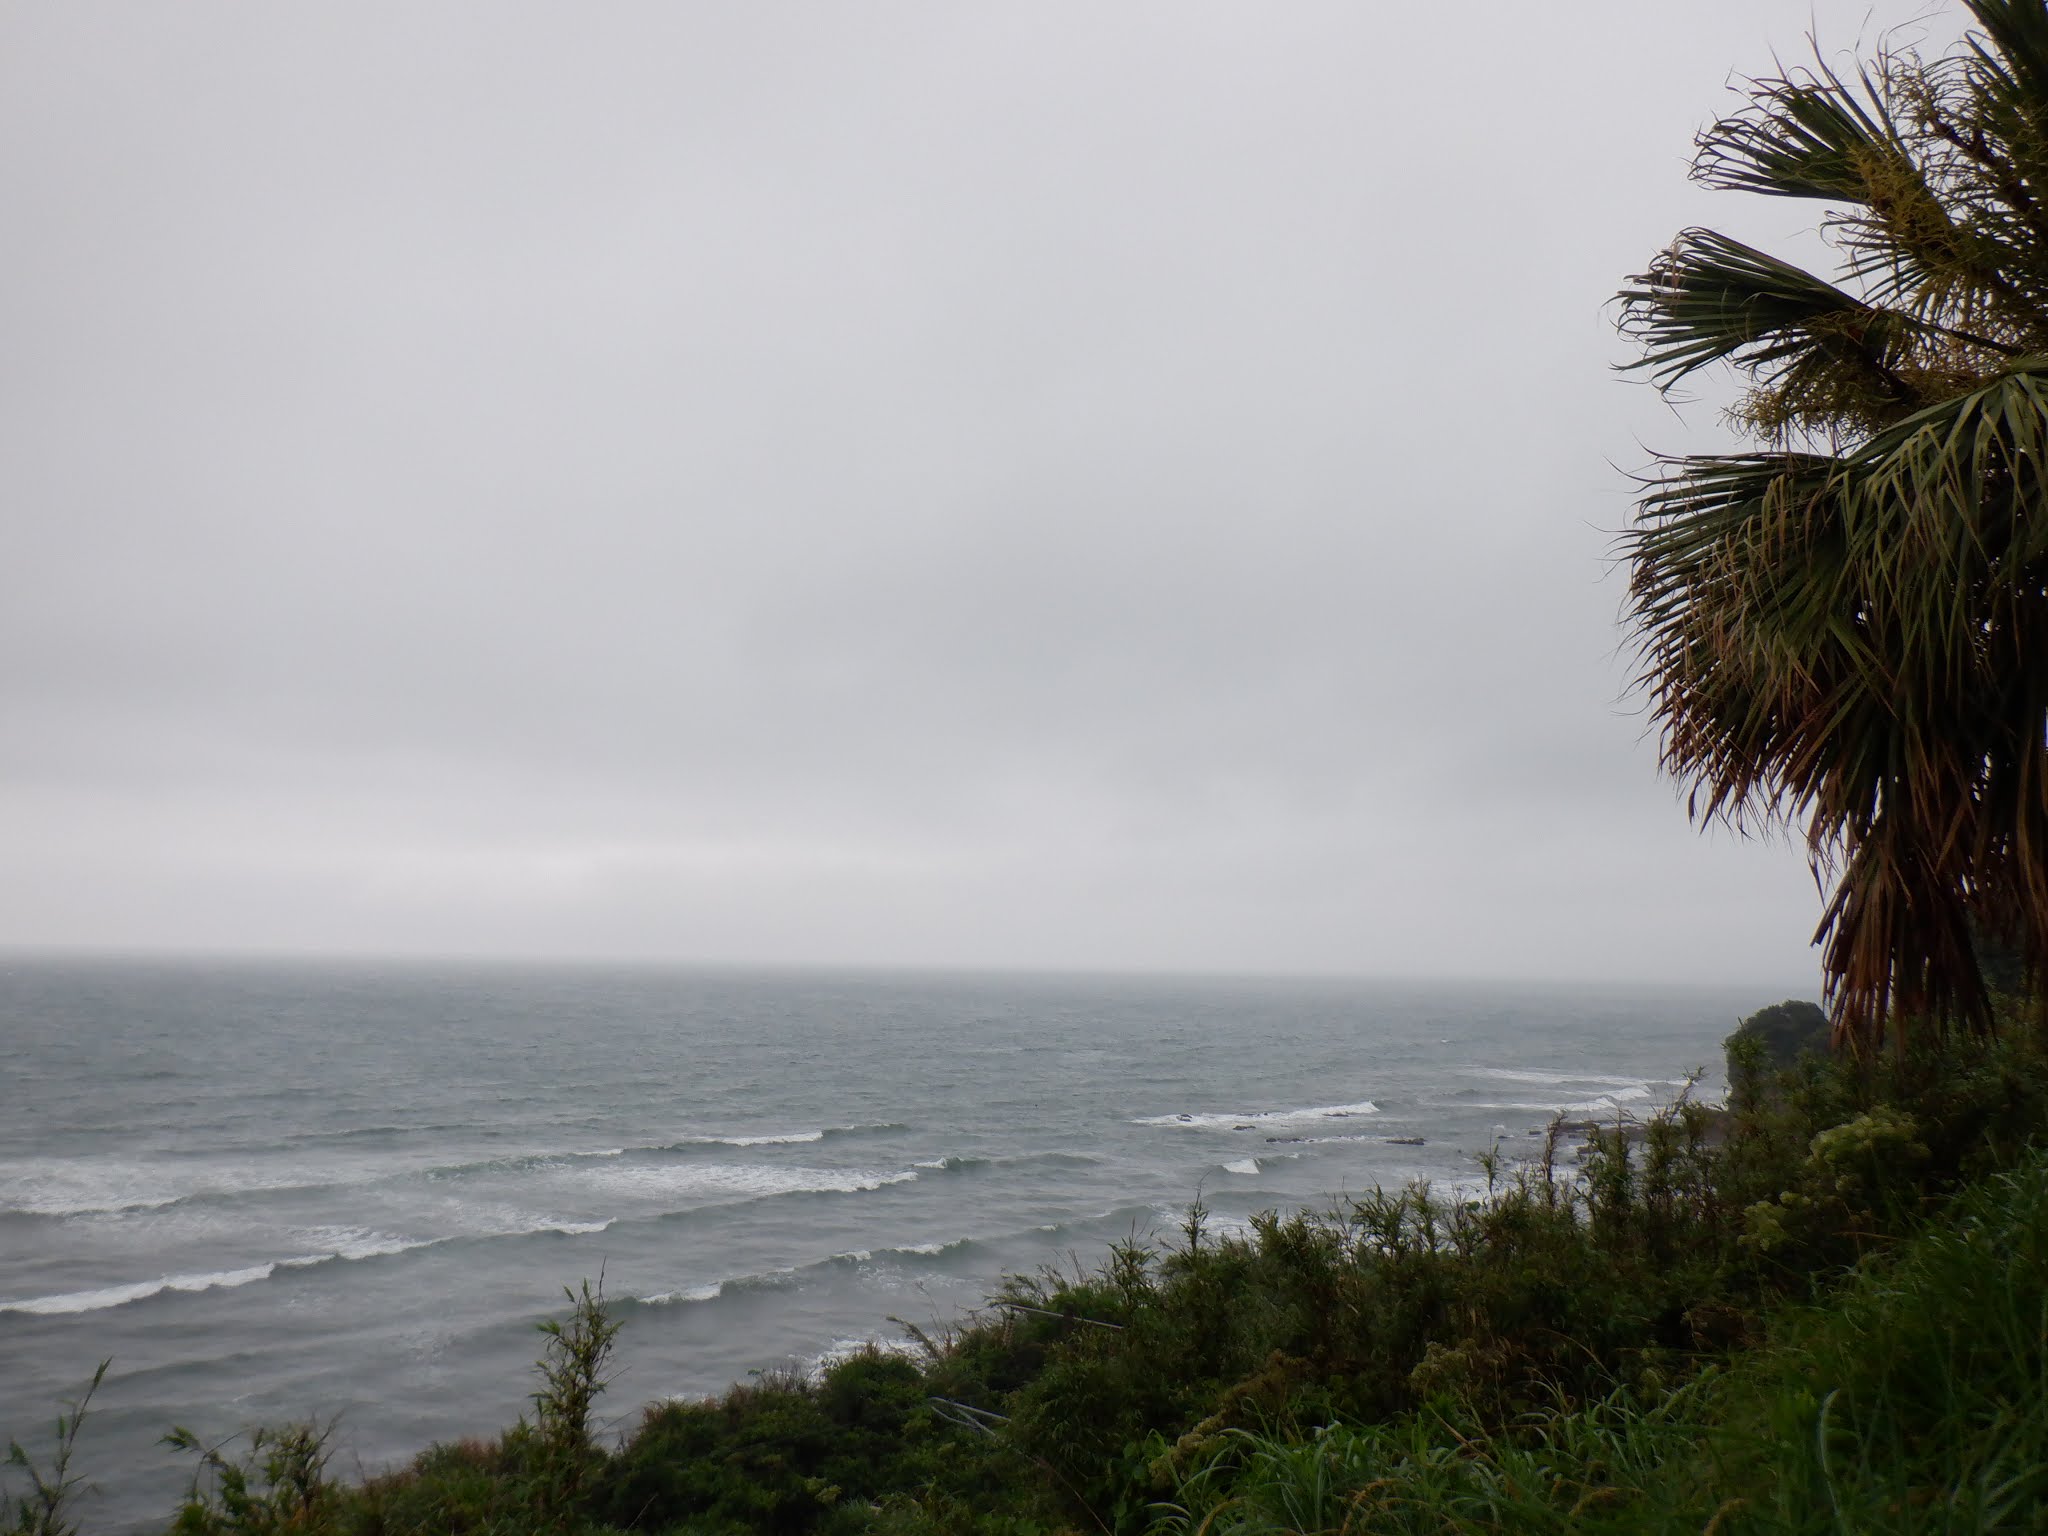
[1620, 0, 2048, 1045]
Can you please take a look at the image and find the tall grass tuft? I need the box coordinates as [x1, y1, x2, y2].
[3, 1361, 106, 1536]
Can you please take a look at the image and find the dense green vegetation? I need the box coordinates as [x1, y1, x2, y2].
[10, 1010, 2048, 1534]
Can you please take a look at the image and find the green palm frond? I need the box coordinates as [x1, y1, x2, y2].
[1622, 5, 2048, 1045]
[1693, 61, 1904, 202]
[1850, 362, 2048, 573]
[1964, 0, 2048, 130]
[1619, 231, 1919, 401]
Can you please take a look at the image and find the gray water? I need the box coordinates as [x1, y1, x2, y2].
[0, 958, 1773, 1530]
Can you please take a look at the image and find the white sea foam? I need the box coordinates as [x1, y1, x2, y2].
[661, 1123, 902, 1151]
[805, 1334, 924, 1379]
[1561, 1087, 1656, 1114]
[1463, 1068, 1662, 1089]
[911, 1154, 996, 1174]
[1261, 1132, 1383, 1146]
[0, 1125, 917, 1222]
[1132, 1099, 1379, 1130]
[0, 1262, 290, 1316]
[0, 1159, 224, 1219]
[674, 1130, 827, 1147]
[1458, 1085, 1661, 1116]
[1, 1148, 451, 1218]
[288, 1226, 433, 1263]
[1458, 1101, 1586, 1113]
[0, 1207, 620, 1316]
[638, 1281, 725, 1306]
[589, 1163, 916, 1200]
[639, 1230, 971, 1311]
[1222, 1158, 1260, 1175]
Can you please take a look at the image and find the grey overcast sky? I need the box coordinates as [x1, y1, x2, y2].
[0, 3, 1963, 986]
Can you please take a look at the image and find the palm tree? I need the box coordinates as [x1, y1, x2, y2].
[1620, 0, 2048, 1047]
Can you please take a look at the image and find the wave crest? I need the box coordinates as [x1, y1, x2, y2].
[1132, 1099, 1379, 1131]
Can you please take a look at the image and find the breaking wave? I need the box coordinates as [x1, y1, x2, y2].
[1132, 1099, 1379, 1131]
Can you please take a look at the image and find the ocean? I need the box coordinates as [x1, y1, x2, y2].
[0, 958, 1775, 1530]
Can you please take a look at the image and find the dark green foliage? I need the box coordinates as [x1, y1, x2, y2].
[1699, 1151, 2048, 1531]
[1725, 999, 1831, 1102]
[1151, 1130, 2048, 1534]
[163, 1422, 339, 1536]
[350, 1437, 541, 1536]
[596, 1347, 1028, 1536]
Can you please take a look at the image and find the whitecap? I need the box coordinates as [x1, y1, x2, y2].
[637, 1281, 724, 1306]
[1132, 1099, 1379, 1130]
[1462, 1068, 1662, 1089]
[0, 1262, 290, 1316]
[659, 1123, 903, 1151]
[287, 1226, 434, 1263]
[588, 1163, 915, 1200]
[675, 1130, 826, 1148]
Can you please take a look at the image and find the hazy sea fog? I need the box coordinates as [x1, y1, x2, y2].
[0, 959, 1778, 1530]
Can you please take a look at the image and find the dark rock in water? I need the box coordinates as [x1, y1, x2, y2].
[1176, 1113, 1193, 1122]
[1233, 1124, 1254, 1131]
[1384, 1136, 1425, 1146]
[1266, 1135, 1305, 1144]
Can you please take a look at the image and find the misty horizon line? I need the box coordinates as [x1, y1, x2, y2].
[0, 940, 1823, 998]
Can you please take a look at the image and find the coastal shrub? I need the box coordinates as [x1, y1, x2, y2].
[601, 1352, 958, 1536]
[350, 1437, 538, 1536]
[527, 1278, 625, 1518]
[1696, 1148, 2048, 1532]
[1724, 1000, 1830, 1108]
[1149, 1137, 2048, 1532]
[605, 1378, 839, 1534]
[163, 1421, 339, 1536]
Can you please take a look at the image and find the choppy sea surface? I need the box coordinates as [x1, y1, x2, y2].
[0, 958, 1781, 1529]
